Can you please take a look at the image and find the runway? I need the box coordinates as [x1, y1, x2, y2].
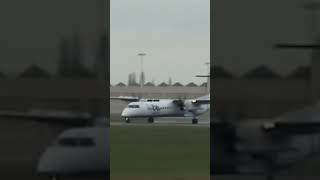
[111, 121, 210, 128]
[110, 113, 210, 126]
[110, 117, 210, 128]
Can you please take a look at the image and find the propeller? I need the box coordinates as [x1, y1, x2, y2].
[174, 94, 186, 111]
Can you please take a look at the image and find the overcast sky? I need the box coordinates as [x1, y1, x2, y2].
[1, 0, 319, 81]
[110, 0, 210, 85]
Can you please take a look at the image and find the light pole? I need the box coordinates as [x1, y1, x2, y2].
[138, 53, 146, 88]
[275, 2, 320, 104]
[205, 62, 210, 93]
[304, 2, 320, 155]
[304, 2, 320, 39]
[304, 2, 320, 104]
[205, 62, 210, 75]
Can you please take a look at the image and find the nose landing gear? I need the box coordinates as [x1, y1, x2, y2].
[192, 118, 198, 124]
[148, 117, 154, 123]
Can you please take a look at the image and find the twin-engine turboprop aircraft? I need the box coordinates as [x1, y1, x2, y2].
[112, 74, 210, 124]
[112, 94, 210, 124]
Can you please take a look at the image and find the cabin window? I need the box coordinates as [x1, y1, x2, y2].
[59, 138, 77, 147]
[79, 138, 95, 146]
[128, 105, 140, 108]
[58, 137, 95, 147]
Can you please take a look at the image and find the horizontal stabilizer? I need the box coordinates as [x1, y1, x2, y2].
[110, 96, 140, 102]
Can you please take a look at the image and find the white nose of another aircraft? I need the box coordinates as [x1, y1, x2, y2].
[121, 107, 140, 117]
[121, 103, 146, 117]
[121, 108, 130, 117]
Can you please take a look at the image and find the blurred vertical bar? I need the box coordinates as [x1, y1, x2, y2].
[0, 0, 110, 179]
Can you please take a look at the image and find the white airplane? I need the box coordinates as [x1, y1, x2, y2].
[213, 101, 320, 180]
[37, 127, 109, 180]
[113, 74, 210, 124]
[0, 109, 109, 180]
[112, 94, 210, 124]
[112, 74, 210, 124]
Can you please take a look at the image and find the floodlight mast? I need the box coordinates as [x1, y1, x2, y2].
[196, 62, 211, 93]
[304, 2, 320, 39]
[138, 53, 146, 88]
[274, 2, 320, 104]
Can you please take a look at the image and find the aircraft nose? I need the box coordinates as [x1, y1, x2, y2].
[121, 108, 129, 117]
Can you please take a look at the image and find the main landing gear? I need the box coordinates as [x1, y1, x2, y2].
[148, 117, 154, 123]
[125, 117, 130, 123]
[192, 118, 198, 124]
[124, 117, 154, 123]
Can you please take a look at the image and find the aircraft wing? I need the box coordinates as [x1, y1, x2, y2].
[191, 99, 210, 105]
[172, 98, 210, 110]
[261, 102, 320, 135]
[262, 121, 320, 135]
[191, 94, 210, 105]
[110, 96, 140, 102]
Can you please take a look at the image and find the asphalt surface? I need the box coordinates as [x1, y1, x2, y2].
[110, 115, 210, 128]
[111, 120, 210, 128]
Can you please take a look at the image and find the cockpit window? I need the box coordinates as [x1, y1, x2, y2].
[79, 138, 95, 146]
[147, 99, 159, 102]
[58, 137, 95, 147]
[128, 105, 140, 108]
[59, 138, 77, 147]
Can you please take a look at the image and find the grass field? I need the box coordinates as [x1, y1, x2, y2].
[110, 125, 210, 180]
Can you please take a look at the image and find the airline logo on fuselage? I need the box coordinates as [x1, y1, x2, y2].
[147, 104, 170, 112]
[150, 105, 161, 112]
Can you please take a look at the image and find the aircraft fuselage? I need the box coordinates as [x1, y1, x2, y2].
[121, 99, 209, 118]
